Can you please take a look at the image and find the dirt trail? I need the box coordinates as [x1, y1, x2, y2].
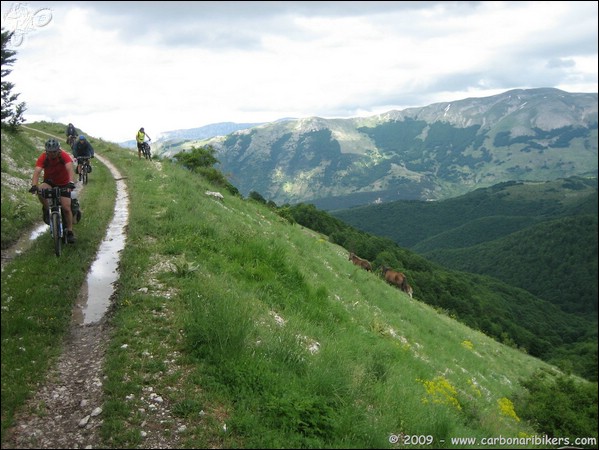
[2, 136, 117, 448]
[2, 322, 110, 449]
[2, 133, 183, 449]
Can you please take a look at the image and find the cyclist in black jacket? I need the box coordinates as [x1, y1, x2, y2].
[72, 135, 95, 174]
[66, 123, 77, 147]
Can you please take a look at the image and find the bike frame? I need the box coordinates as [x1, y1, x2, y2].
[77, 157, 91, 184]
[141, 141, 152, 160]
[40, 186, 70, 257]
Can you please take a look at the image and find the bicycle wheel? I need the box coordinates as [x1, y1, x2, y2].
[51, 212, 62, 257]
[82, 165, 88, 184]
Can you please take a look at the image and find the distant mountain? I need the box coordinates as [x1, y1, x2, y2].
[155, 88, 598, 208]
[119, 121, 265, 148]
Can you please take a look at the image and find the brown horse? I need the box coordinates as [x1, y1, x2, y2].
[349, 252, 372, 271]
[381, 265, 409, 293]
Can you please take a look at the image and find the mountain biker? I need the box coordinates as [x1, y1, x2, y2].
[136, 127, 151, 159]
[65, 123, 77, 147]
[29, 138, 77, 244]
[72, 135, 95, 174]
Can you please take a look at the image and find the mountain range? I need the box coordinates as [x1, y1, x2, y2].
[152, 87, 598, 209]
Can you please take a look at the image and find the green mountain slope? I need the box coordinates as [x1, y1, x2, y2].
[155, 88, 598, 208]
[422, 215, 598, 316]
[331, 178, 598, 249]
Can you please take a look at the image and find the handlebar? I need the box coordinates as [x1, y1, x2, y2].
[35, 186, 73, 199]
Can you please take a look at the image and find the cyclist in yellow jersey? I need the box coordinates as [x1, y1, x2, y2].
[136, 127, 151, 159]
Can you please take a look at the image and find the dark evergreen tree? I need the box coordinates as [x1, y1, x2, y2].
[1, 28, 27, 131]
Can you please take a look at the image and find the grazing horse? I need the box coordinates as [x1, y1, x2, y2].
[349, 252, 372, 271]
[381, 265, 409, 293]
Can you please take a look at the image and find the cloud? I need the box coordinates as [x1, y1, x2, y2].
[2, 1, 597, 143]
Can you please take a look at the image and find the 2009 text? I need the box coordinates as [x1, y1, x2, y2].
[388, 434, 434, 445]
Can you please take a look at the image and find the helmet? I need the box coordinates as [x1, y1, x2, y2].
[140, 127, 145, 132]
[79, 135, 86, 140]
[45, 139, 60, 152]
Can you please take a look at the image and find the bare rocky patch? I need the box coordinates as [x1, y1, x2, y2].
[2, 319, 109, 449]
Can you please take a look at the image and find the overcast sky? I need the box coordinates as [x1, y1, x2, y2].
[2, 1, 597, 143]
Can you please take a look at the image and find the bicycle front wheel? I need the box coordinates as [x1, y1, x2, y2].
[82, 166, 88, 184]
[52, 212, 62, 257]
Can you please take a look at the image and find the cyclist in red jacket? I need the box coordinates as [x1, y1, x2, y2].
[29, 139, 77, 243]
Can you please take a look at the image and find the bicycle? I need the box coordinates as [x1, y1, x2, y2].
[77, 156, 92, 184]
[141, 140, 152, 160]
[66, 134, 76, 148]
[36, 186, 73, 257]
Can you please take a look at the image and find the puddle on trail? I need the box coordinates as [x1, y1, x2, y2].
[72, 155, 129, 325]
[1, 154, 128, 326]
[0, 224, 47, 270]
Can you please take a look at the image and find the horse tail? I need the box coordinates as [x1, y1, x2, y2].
[400, 275, 409, 292]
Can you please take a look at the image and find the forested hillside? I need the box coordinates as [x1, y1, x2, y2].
[422, 215, 598, 316]
[332, 178, 598, 247]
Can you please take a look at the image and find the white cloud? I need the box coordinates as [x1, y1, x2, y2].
[2, 1, 597, 143]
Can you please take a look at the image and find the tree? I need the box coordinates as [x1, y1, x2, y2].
[175, 145, 219, 171]
[1, 28, 27, 131]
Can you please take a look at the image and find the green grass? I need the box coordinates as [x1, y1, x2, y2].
[2, 123, 597, 448]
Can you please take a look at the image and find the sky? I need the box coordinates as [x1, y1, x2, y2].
[2, 1, 597, 143]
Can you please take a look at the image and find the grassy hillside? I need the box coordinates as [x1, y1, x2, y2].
[2, 123, 597, 448]
[330, 180, 598, 364]
[280, 202, 596, 381]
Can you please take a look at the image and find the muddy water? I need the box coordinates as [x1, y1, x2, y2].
[0, 225, 46, 271]
[72, 154, 129, 325]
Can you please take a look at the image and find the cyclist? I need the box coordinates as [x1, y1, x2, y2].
[29, 139, 77, 244]
[136, 127, 151, 159]
[65, 123, 77, 147]
[72, 135, 95, 174]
